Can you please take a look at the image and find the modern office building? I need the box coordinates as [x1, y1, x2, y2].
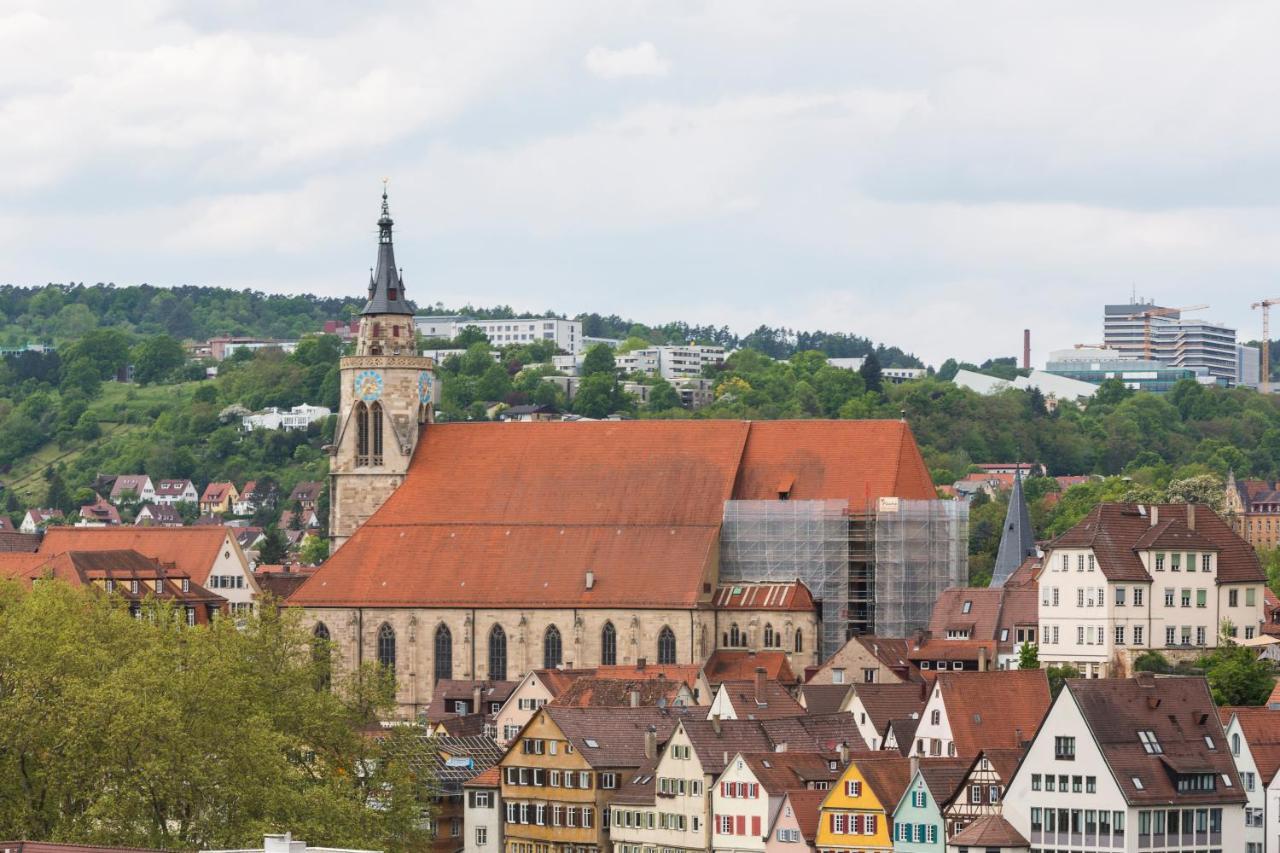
[414, 315, 584, 353]
[1103, 302, 1241, 385]
[1044, 347, 1202, 393]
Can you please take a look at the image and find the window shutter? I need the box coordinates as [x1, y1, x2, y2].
[736, 815, 745, 836]
[751, 816, 760, 836]
[866, 814, 877, 835]
[830, 814, 837, 833]
[721, 782, 727, 797]
[751, 783, 759, 798]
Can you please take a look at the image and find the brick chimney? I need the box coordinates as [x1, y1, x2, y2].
[754, 666, 767, 705]
[472, 684, 483, 716]
[1150, 505, 1159, 527]
[1187, 503, 1196, 530]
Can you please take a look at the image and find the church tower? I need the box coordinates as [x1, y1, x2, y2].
[328, 188, 436, 550]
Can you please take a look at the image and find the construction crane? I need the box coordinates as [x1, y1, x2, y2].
[1252, 297, 1280, 394]
[1118, 304, 1209, 359]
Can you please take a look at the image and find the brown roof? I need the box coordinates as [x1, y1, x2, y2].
[928, 588, 1002, 639]
[705, 650, 797, 686]
[853, 636, 916, 676]
[200, 482, 234, 502]
[935, 670, 1049, 756]
[851, 755, 911, 810]
[947, 814, 1029, 847]
[717, 679, 805, 720]
[1003, 555, 1041, 588]
[740, 751, 840, 794]
[1221, 706, 1280, 784]
[759, 713, 865, 754]
[972, 747, 1027, 784]
[781, 790, 827, 842]
[1068, 675, 1246, 805]
[916, 757, 971, 805]
[256, 572, 314, 600]
[799, 684, 852, 716]
[292, 420, 936, 608]
[677, 718, 776, 775]
[712, 581, 815, 612]
[289, 481, 324, 502]
[597, 663, 706, 686]
[38, 527, 240, 588]
[0, 532, 41, 552]
[424, 679, 518, 721]
[887, 717, 920, 755]
[850, 682, 927, 734]
[610, 756, 661, 806]
[0, 549, 222, 605]
[550, 677, 689, 708]
[543, 706, 690, 768]
[1048, 503, 1263, 584]
[909, 639, 997, 662]
[463, 765, 501, 788]
[153, 479, 194, 497]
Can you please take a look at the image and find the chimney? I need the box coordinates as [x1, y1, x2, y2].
[910, 754, 920, 778]
[1135, 671, 1156, 689]
[837, 741, 849, 766]
[978, 645, 988, 672]
[754, 667, 767, 705]
[711, 713, 722, 735]
[1150, 505, 1159, 527]
[585, 570, 595, 590]
[472, 684, 483, 716]
[637, 657, 647, 671]
[1023, 329, 1031, 371]
[644, 725, 657, 760]
[1187, 503, 1196, 530]
[630, 689, 640, 708]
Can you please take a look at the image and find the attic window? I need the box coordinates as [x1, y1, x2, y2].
[776, 475, 795, 500]
[1132, 776, 1144, 790]
[584, 738, 599, 748]
[962, 601, 972, 614]
[1203, 735, 1215, 750]
[1138, 730, 1162, 754]
[762, 759, 772, 768]
[1221, 774, 1233, 787]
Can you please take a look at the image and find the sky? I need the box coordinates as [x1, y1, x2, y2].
[3, 1, 1280, 367]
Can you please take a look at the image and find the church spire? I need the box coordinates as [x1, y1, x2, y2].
[990, 466, 1037, 587]
[361, 182, 413, 316]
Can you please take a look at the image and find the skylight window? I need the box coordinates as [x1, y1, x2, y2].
[584, 738, 599, 748]
[1132, 776, 1144, 790]
[962, 601, 972, 614]
[1203, 735, 1216, 750]
[1138, 730, 1162, 754]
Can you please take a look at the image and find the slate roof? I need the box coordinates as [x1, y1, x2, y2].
[1067, 675, 1246, 806]
[362, 190, 414, 316]
[947, 814, 1029, 847]
[38, 527, 241, 588]
[935, 670, 1049, 756]
[991, 469, 1036, 587]
[712, 581, 815, 612]
[544, 706, 690, 769]
[1047, 503, 1263, 583]
[293, 419, 936, 608]
[799, 683, 852, 716]
[705, 650, 797, 686]
[716, 679, 805, 720]
[850, 682, 927, 735]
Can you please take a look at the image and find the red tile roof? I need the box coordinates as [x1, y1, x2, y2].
[200, 482, 234, 503]
[38, 527, 241, 588]
[851, 755, 912, 810]
[781, 790, 826, 842]
[550, 677, 689, 708]
[717, 678, 805, 720]
[935, 670, 1049, 757]
[740, 751, 840, 794]
[947, 814, 1028, 847]
[463, 765, 501, 788]
[712, 581, 815, 612]
[849, 682, 928, 736]
[704, 650, 797, 685]
[293, 419, 936, 608]
[1222, 706, 1280, 784]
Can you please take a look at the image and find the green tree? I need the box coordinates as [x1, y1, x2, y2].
[580, 344, 618, 378]
[130, 335, 186, 385]
[645, 379, 683, 412]
[1197, 643, 1276, 706]
[298, 534, 329, 566]
[572, 372, 628, 419]
[62, 328, 132, 380]
[1132, 650, 1173, 673]
[61, 357, 102, 397]
[1017, 642, 1040, 670]
[1047, 663, 1081, 698]
[45, 469, 71, 514]
[258, 526, 289, 564]
[859, 351, 883, 394]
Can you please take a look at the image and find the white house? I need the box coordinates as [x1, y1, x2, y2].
[109, 475, 155, 505]
[842, 683, 926, 751]
[153, 479, 199, 506]
[20, 508, 63, 533]
[1038, 503, 1268, 677]
[712, 751, 840, 853]
[1003, 673, 1246, 853]
[462, 767, 502, 852]
[909, 670, 1049, 759]
[1221, 706, 1280, 853]
[240, 404, 332, 432]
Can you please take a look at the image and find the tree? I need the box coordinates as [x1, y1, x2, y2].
[45, 469, 71, 514]
[1017, 642, 1040, 670]
[1133, 650, 1174, 674]
[298, 534, 329, 566]
[257, 526, 289, 564]
[859, 351, 883, 394]
[1046, 663, 1081, 698]
[0, 580, 434, 849]
[61, 328, 132, 380]
[130, 335, 186, 385]
[61, 357, 101, 397]
[1197, 643, 1276, 706]
[572, 373, 627, 419]
[645, 379, 683, 412]
[580, 344, 617, 378]
[936, 358, 960, 381]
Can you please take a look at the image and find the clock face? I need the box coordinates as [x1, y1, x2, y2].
[355, 370, 383, 402]
[417, 371, 434, 404]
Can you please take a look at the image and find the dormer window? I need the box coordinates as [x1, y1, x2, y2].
[131, 579, 139, 595]
[105, 579, 114, 593]
[182, 578, 190, 593]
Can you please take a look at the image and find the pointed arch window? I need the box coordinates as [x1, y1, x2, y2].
[795, 629, 803, 653]
[313, 622, 331, 690]
[726, 623, 744, 648]
[601, 621, 617, 666]
[763, 623, 777, 648]
[370, 402, 384, 465]
[544, 625, 562, 670]
[657, 626, 677, 665]
[488, 625, 507, 681]
[355, 402, 370, 466]
[434, 624, 453, 685]
[377, 623, 396, 672]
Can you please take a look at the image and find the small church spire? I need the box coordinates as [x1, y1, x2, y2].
[990, 465, 1037, 588]
[362, 182, 413, 316]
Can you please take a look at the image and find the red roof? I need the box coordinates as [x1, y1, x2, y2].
[712, 581, 815, 612]
[38, 527, 240, 587]
[293, 420, 935, 608]
[704, 650, 797, 685]
[935, 670, 1050, 756]
[200, 482, 234, 503]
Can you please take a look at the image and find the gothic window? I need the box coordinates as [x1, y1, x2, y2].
[763, 624, 776, 648]
[795, 629, 803, 653]
[488, 625, 507, 681]
[544, 625, 563, 670]
[434, 624, 453, 685]
[601, 621, 617, 666]
[657, 626, 677, 665]
[377, 623, 396, 672]
[726, 624, 743, 648]
[355, 402, 370, 466]
[370, 402, 384, 465]
[313, 622, 331, 690]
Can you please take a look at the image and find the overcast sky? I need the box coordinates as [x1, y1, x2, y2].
[3, 1, 1280, 366]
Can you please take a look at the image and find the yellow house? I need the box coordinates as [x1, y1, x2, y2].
[815, 755, 910, 852]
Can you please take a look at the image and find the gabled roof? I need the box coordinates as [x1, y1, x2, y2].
[780, 789, 826, 842]
[973, 747, 1027, 784]
[200, 482, 235, 502]
[916, 757, 971, 805]
[1068, 675, 1245, 806]
[463, 765, 501, 788]
[850, 755, 911, 810]
[759, 713, 864, 754]
[909, 639, 996, 662]
[852, 636, 917, 677]
[716, 679, 804, 720]
[543, 706, 688, 769]
[799, 684, 852, 716]
[38, 527, 244, 588]
[704, 650, 797, 686]
[1047, 503, 1263, 583]
[676, 718, 775, 776]
[739, 751, 840, 794]
[948, 814, 1028, 847]
[712, 581, 815, 612]
[154, 479, 195, 496]
[289, 481, 323, 503]
[927, 588, 1002, 638]
[849, 682, 927, 735]
[294, 419, 937, 609]
[1220, 706, 1280, 784]
[109, 475, 151, 498]
[550, 677, 689, 708]
[934, 670, 1049, 756]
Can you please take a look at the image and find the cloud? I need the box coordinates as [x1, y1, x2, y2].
[583, 41, 670, 79]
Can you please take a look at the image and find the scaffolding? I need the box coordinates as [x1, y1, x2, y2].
[720, 500, 850, 659]
[720, 498, 969, 660]
[872, 498, 969, 638]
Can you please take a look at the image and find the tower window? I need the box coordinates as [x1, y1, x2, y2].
[355, 402, 370, 466]
[370, 403, 384, 466]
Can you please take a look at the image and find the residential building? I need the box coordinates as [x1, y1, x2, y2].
[463, 766, 502, 853]
[549, 677, 698, 709]
[842, 682, 927, 752]
[1104, 301, 1242, 385]
[134, 504, 182, 527]
[915, 584, 1039, 673]
[153, 479, 199, 506]
[714, 751, 843, 853]
[815, 755, 911, 852]
[234, 481, 269, 516]
[1003, 674, 1246, 853]
[892, 758, 971, 852]
[500, 706, 685, 853]
[826, 358, 926, 385]
[806, 636, 915, 685]
[19, 508, 63, 533]
[941, 749, 1025, 837]
[39, 527, 261, 614]
[1044, 347, 1201, 394]
[710, 581, 821, 673]
[239, 404, 332, 432]
[797, 684, 852, 716]
[1220, 706, 1280, 853]
[77, 495, 120, 526]
[1038, 503, 1267, 676]
[910, 670, 1049, 759]
[413, 734, 503, 852]
[424, 680, 517, 738]
[706, 669, 805, 721]
[704, 649, 799, 689]
[414, 315, 583, 354]
[614, 344, 727, 381]
[109, 475, 155, 505]
[1226, 471, 1280, 548]
[764, 789, 824, 853]
[200, 482, 239, 516]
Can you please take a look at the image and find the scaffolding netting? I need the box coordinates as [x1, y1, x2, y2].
[872, 498, 969, 638]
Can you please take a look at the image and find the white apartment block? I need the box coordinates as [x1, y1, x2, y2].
[414, 315, 583, 353]
[827, 358, 926, 385]
[240, 404, 332, 432]
[1037, 503, 1266, 677]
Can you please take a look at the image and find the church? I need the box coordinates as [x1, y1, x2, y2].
[290, 191, 954, 719]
